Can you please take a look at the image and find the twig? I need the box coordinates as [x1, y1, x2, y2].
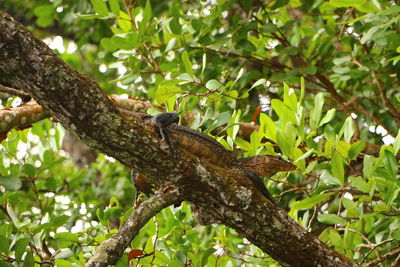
[372, 71, 400, 122]
[0, 84, 31, 99]
[150, 216, 159, 265]
[359, 238, 397, 264]
[363, 246, 400, 267]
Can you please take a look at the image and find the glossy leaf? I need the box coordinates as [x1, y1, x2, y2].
[310, 93, 324, 129]
[291, 193, 334, 210]
[91, 0, 108, 16]
[0, 176, 22, 191]
[182, 51, 194, 78]
[331, 151, 344, 184]
[143, 0, 152, 25]
[319, 109, 336, 127]
[317, 214, 347, 225]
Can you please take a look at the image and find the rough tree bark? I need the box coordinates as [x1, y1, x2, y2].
[0, 11, 358, 267]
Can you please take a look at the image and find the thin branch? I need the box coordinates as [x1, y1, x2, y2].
[150, 216, 159, 265]
[359, 238, 397, 264]
[0, 84, 31, 99]
[372, 71, 400, 122]
[364, 246, 400, 267]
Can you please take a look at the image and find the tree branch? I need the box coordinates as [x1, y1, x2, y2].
[86, 185, 184, 267]
[0, 83, 31, 99]
[0, 10, 358, 267]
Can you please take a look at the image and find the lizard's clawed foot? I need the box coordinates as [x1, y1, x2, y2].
[152, 112, 180, 158]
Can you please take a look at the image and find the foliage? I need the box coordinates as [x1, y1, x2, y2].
[0, 0, 399, 266]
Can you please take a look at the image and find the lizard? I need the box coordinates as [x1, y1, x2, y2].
[119, 109, 296, 205]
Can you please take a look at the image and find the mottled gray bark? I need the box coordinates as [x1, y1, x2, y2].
[0, 10, 357, 267]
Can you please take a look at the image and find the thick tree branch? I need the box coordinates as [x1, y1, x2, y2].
[0, 96, 155, 136]
[0, 100, 48, 135]
[86, 185, 184, 267]
[0, 10, 358, 267]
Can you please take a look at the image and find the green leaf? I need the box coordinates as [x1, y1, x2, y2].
[310, 93, 324, 129]
[109, 0, 120, 15]
[329, 0, 363, 7]
[299, 77, 305, 103]
[331, 151, 344, 184]
[259, 113, 276, 142]
[348, 140, 365, 160]
[373, 204, 390, 212]
[100, 38, 118, 51]
[76, 14, 100, 20]
[319, 108, 336, 127]
[283, 83, 297, 111]
[55, 259, 73, 267]
[111, 34, 140, 49]
[33, 5, 55, 27]
[21, 164, 36, 176]
[117, 11, 131, 31]
[143, 0, 153, 24]
[53, 215, 70, 227]
[206, 112, 231, 133]
[282, 46, 299, 56]
[14, 238, 30, 263]
[45, 177, 57, 192]
[54, 248, 74, 259]
[23, 252, 35, 267]
[250, 78, 266, 89]
[342, 198, 358, 217]
[360, 26, 379, 44]
[349, 176, 369, 193]
[339, 116, 354, 143]
[272, 0, 289, 9]
[329, 229, 343, 248]
[291, 193, 334, 210]
[43, 149, 53, 164]
[201, 53, 207, 76]
[33, 5, 54, 17]
[393, 228, 400, 241]
[156, 84, 182, 104]
[0, 236, 10, 254]
[205, 79, 222, 90]
[393, 129, 400, 155]
[235, 137, 251, 151]
[380, 6, 400, 15]
[0, 176, 22, 191]
[277, 132, 292, 157]
[170, 18, 182, 35]
[227, 110, 241, 142]
[181, 51, 194, 78]
[355, 1, 379, 13]
[363, 155, 376, 179]
[115, 254, 129, 267]
[271, 99, 297, 124]
[317, 214, 347, 225]
[55, 232, 80, 242]
[295, 149, 314, 163]
[261, 23, 278, 34]
[91, 0, 109, 16]
[336, 141, 350, 158]
[383, 150, 397, 177]
[201, 248, 216, 266]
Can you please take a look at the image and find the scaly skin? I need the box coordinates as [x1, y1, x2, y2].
[119, 109, 295, 204]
